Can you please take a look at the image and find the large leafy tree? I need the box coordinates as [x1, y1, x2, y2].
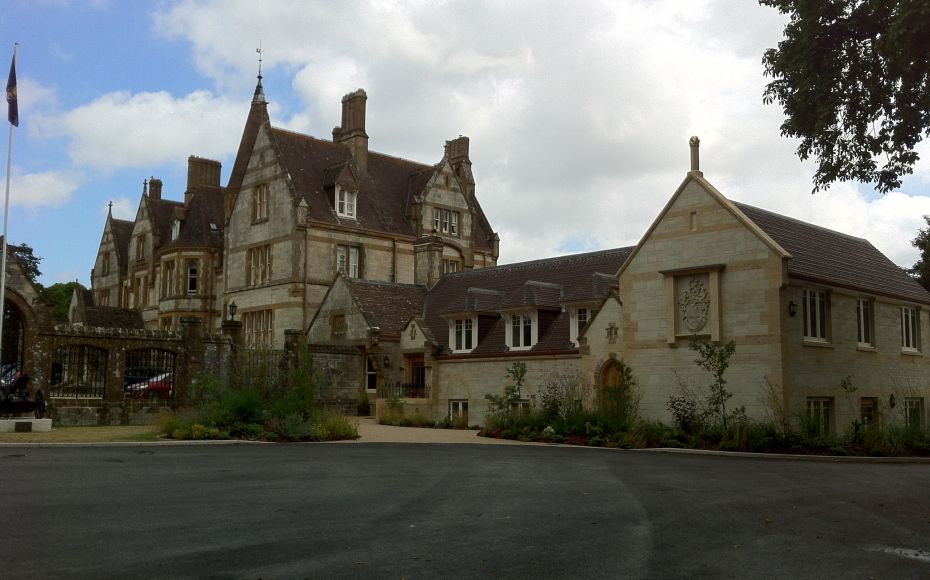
[909, 216, 930, 291]
[761, 0, 930, 193]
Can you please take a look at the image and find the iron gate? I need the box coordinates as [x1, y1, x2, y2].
[49, 345, 108, 399]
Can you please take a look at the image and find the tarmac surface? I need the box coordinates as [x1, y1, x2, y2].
[3, 428, 930, 579]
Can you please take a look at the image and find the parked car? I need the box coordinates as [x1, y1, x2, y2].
[125, 373, 174, 400]
[0, 363, 21, 386]
[123, 366, 160, 388]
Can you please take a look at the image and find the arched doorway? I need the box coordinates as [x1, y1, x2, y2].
[597, 358, 636, 419]
[1, 301, 26, 378]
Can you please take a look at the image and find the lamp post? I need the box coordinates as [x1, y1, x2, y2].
[228, 301, 237, 321]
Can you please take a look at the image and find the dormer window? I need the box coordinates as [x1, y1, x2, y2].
[337, 187, 357, 218]
[451, 317, 475, 353]
[570, 307, 590, 346]
[171, 219, 180, 241]
[508, 312, 535, 350]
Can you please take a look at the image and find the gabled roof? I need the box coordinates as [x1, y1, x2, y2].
[145, 196, 184, 248]
[109, 217, 134, 276]
[163, 187, 225, 252]
[344, 278, 427, 339]
[424, 247, 632, 355]
[271, 128, 427, 237]
[268, 127, 496, 252]
[734, 202, 930, 304]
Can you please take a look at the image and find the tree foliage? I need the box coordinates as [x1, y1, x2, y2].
[7, 242, 42, 284]
[42, 282, 79, 323]
[908, 215, 930, 290]
[761, 0, 930, 193]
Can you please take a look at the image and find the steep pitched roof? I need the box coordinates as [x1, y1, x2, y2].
[268, 127, 496, 252]
[344, 278, 427, 339]
[145, 196, 184, 248]
[109, 217, 134, 276]
[271, 128, 427, 237]
[424, 247, 632, 355]
[734, 202, 930, 304]
[163, 187, 225, 252]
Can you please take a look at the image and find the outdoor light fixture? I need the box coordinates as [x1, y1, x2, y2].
[788, 301, 797, 317]
[228, 301, 238, 321]
[889, 393, 897, 408]
[383, 355, 390, 368]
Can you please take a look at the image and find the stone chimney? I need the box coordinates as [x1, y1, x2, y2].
[414, 234, 443, 288]
[149, 178, 162, 200]
[333, 89, 369, 174]
[689, 136, 701, 175]
[445, 136, 474, 197]
[186, 156, 222, 205]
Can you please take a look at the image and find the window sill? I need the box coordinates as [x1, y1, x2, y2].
[856, 345, 877, 353]
[802, 339, 833, 349]
[508, 346, 532, 352]
[901, 348, 923, 357]
[252, 217, 269, 225]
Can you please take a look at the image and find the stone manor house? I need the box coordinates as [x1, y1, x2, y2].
[86, 78, 930, 433]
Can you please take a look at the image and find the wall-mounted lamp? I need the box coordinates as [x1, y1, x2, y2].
[383, 355, 391, 368]
[889, 393, 897, 408]
[228, 301, 238, 321]
[788, 301, 797, 317]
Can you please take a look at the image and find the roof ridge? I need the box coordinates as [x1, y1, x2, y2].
[733, 200, 869, 243]
[270, 125, 433, 171]
[442, 246, 635, 279]
[346, 278, 425, 290]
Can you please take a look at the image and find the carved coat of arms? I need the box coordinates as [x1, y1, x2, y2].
[679, 276, 710, 333]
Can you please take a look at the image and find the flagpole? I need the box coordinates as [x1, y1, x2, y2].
[0, 43, 17, 369]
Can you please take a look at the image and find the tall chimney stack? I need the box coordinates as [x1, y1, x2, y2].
[186, 156, 222, 205]
[689, 136, 701, 174]
[333, 89, 369, 174]
[149, 177, 163, 200]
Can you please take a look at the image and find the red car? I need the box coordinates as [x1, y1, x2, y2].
[125, 373, 174, 400]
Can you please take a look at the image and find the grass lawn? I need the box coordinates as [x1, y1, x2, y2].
[0, 425, 160, 444]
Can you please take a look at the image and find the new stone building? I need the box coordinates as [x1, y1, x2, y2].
[310, 139, 930, 432]
[89, 78, 499, 347]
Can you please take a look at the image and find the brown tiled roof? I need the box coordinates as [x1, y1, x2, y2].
[734, 202, 930, 304]
[147, 196, 184, 248]
[110, 218, 134, 276]
[163, 187, 225, 251]
[425, 247, 632, 355]
[269, 128, 496, 251]
[344, 278, 427, 339]
[83, 306, 145, 329]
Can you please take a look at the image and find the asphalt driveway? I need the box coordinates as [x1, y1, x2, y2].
[2, 443, 929, 579]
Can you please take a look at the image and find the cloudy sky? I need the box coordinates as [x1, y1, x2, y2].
[2, 0, 930, 286]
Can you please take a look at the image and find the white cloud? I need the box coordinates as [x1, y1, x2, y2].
[105, 197, 137, 221]
[1, 169, 82, 208]
[42, 90, 243, 172]
[148, 0, 930, 271]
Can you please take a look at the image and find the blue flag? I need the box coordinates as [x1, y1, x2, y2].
[6, 54, 17, 127]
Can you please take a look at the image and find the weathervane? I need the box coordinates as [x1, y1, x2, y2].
[256, 42, 263, 80]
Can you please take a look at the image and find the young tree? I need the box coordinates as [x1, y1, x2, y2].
[909, 216, 930, 291]
[761, 0, 930, 193]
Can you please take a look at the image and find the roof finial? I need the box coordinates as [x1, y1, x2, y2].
[252, 42, 266, 104]
[143, 178, 148, 196]
[107, 200, 113, 214]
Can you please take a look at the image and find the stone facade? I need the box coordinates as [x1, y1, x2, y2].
[90, 79, 498, 350]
